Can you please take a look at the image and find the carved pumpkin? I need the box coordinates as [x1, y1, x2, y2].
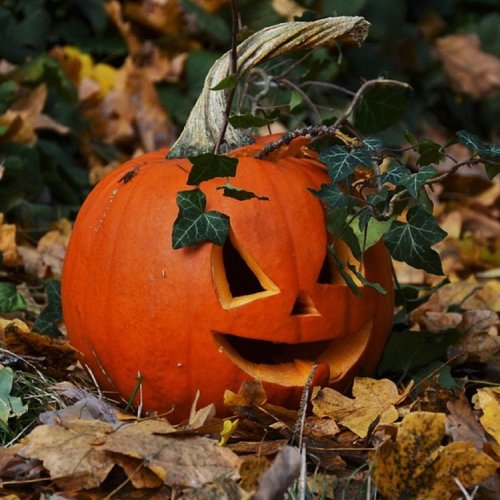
[61, 17, 394, 421]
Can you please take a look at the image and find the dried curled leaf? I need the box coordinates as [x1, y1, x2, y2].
[371, 412, 499, 499]
[312, 378, 409, 438]
[472, 386, 500, 453]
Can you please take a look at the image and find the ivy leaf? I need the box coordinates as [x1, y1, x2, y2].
[383, 205, 447, 275]
[187, 154, 238, 185]
[366, 186, 390, 208]
[353, 82, 411, 134]
[399, 166, 436, 198]
[346, 264, 388, 295]
[309, 183, 356, 209]
[363, 136, 383, 152]
[415, 139, 445, 165]
[34, 279, 63, 337]
[351, 216, 394, 252]
[456, 130, 489, 155]
[217, 184, 269, 201]
[381, 164, 408, 185]
[320, 145, 371, 183]
[330, 251, 362, 297]
[211, 74, 238, 90]
[0, 283, 26, 313]
[229, 113, 274, 129]
[172, 189, 229, 249]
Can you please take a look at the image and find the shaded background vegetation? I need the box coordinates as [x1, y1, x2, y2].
[0, 0, 498, 237]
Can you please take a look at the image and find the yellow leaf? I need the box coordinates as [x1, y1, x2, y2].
[371, 412, 499, 499]
[92, 63, 118, 97]
[312, 378, 405, 438]
[472, 386, 500, 448]
[217, 419, 239, 446]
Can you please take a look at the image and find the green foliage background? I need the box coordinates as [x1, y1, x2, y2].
[0, 0, 498, 234]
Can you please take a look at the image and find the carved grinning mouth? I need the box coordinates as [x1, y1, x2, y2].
[212, 321, 373, 387]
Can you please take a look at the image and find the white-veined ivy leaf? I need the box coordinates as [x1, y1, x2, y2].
[352, 216, 394, 253]
[381, 164, 408, 185]
[486, 143, 500, 158]
[346, 263, 388, 295]
[211, 73, 238, 90]
[0, 367, 28, 425]
[187, 154, 238, 185]
[33, 279, 63, 337]
[399, 165, 436, 198]
[320, 145, 371, 183]
[0, 283, 26, 313]
[363, 136, 383, 152]
[366, 186, 389, 207]
[353, 83, 411, 134]
[228, 113, 274, 129]
[217, 184, 269, 201]
[330, 250, 362, 297]
[416, 139, 445, 165]
[309, 183, 356, 209]
[172, 189, 229, 249]
[456, 130, 488, 154]
[383, 205, 447, 275]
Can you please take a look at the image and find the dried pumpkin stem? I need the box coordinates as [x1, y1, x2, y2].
[167, 16, 370, 159]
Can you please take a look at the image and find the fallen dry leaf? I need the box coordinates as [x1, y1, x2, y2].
[19, 419, 116, 490]
[2, 323, 82, 378]
[102, 421, 241, 488]
[312, 378, 409, 438]
[15, 415, 241, 491]
[447, 396, 490, 451]
[253, 445, 301, 500]
[17, 219, 71, 278]
[224, 379, 268, 409]
[448, 310, 500, 364]
[0, 213, 21, 267]
[436, 34, 500, 98]
[371, 412, 499, 499]
[472, 386, 500, 453]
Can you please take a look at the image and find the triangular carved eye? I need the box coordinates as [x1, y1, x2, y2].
[212, 232, 279, 309]
[291, 291, 320, 317]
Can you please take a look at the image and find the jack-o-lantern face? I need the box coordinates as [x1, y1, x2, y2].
[61, 138, 394, 422]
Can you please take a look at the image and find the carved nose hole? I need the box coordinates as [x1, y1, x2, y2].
[291, 292, 320, 317]
[212, 231, 280, 309]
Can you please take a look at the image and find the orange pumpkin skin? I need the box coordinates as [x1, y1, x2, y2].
[61, 136, 394, 421]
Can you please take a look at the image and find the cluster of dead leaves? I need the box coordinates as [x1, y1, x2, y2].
[0, 213, 70, 278]
[0, 377, 498, 498]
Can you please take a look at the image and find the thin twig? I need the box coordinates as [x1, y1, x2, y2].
[214, 0, 240, 153]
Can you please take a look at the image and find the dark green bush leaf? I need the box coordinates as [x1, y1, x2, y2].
[416, 139, 445, 165]
[0, 283, 26, 313]
[211, 74, 238, 91]
[229, 113, 273, 128]
[384, 205, 447, 274]
[34, 279, 63, 337]
[378, 329, 460, 375]
[353, 82, 411, 134]
[187, 154, 238, 185]
[172, 189, 229, 249]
